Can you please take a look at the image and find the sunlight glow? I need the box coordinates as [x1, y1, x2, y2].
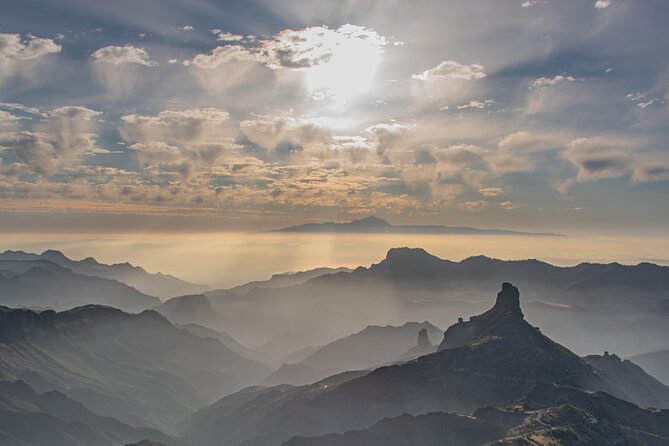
[297, 25, 387, 104]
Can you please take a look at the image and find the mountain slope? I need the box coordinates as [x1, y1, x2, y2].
[177, 323, 267, 364]
[224, 267, 352, 295]
[0, 305, 269, 430]
[0, 259, 160, 312]
[584, 352, 669, 408]
[0, 250, 208, 298]
[180, 283, 660, 446]
[631, 349, 669, 386]
[261, 322, 441, 386]
[283, 384, 669, 446]
[0, 380, 181, 446]
[154, 294, 226, 329]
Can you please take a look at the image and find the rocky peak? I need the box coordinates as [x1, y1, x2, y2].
[438, 282, 532, 351]
[493, 282, 523, 317]
[417, 328, 430, 349]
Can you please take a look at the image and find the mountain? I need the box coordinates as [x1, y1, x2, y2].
[177, 371, 369, 446]
[272, 215, 558, 236]
[261, 322, 441, 386]
[224, 267, 352, 295]
[155, 295, 270, 364]
[631, 349, 669, 386]
[261, 363, 324, 387]
[0, 259, 160, 312]
[583, 352, 669, 408]
[299, 322, 442, 372]
[207, 248, 669, 356]
[284, 384, 669, 446]
[177, 323, 268, 365]
[283, 409, 515, 446]
[179, 283, 669, 446]
[0, 379, 181, 446]
[154, 294, 226, 329]
[395, 328, 435, 362]
[0, 305, 269, 431]
[0, 250, 208, 299]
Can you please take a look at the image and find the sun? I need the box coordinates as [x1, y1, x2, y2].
[300, 25, 387, 104]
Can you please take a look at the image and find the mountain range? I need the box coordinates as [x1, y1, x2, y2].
[261, 322, 442, 386]
[272, 215, 559, 236]
[178, 283, 669, 446]
[1, 247, 669, 445]
[0, 304, 268, 431]
[203, 247, 669, 356]
[0, 250, 208, 299]
[0, 258, 160, 312]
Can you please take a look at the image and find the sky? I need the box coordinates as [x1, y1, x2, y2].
[0, 0, 668, 235]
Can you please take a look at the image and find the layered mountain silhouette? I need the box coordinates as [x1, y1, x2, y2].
[261, 322, 442, 386]
[0, 258, 160, 312]
[584, 352, 669, 408]
[178, 283, 669, 446]
[177, 322, 268, 364]
[2, 246, 669, 446]
[632, 348, 669, 386]
[272, 215, 558, 235]
[0, 250, 208, 299]
[154, 294, 226, 329]
[225, 267, 351, 295]
[395, 327, 435, 362]
[0, 305, 268, 430]
[0, 380, 180, 446]
[205, 247, 669, 357]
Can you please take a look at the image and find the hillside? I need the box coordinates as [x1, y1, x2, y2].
[0, 305, 269, 430]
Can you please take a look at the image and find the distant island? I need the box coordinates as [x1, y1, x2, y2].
[270, 215, 560, 236]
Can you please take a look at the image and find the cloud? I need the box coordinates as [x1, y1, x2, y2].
[178, 25, 195, 31]
[499, 200, 516, 210]
[458, 200, 489, 212]
[189, 24, 386, 71]
[0, 106, 101, 175]
[216, 32, 244, 42]
[91, 46, 159, 97]
[564, 137, 669, 183]
[530, 75, 582, 89]
[456, 99, 495, 110]
[365, 123, 410, 155]
[479, 187, 504, 197]
[0, 102, 42, 116]
[0, 33, 61, 61]
[0, 33, 61, 87]
[260, 24, 387, 69]
[239, 116, 333, 155]
[186, 24, 387, 102]
[488, 131, 561, 175]
[412, 60, 486, 81]
[92, 45, 157, 66]
[594, 0, 611, 9]
[186, 45, 262, 68]
[120, 108, 235, 174]
[0, 110, 22, 125]
[626, 92, 665, 109]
